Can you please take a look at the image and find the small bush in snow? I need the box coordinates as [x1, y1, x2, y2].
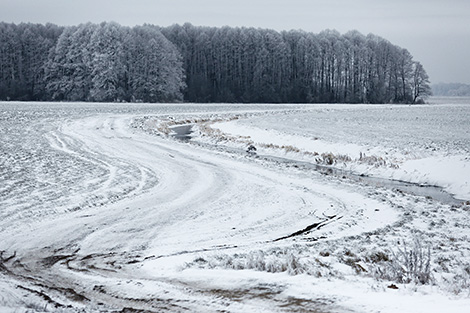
[372, 238, 433, 285]
[315, 152, 352, 165]
[186, 248, 338, 277]
[358, 152, 398, 168]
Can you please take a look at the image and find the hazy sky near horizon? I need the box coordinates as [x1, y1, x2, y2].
[2, 0, 469, 84]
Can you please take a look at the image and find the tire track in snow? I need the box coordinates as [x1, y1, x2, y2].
[0, 113, 398, 312]
[46, 114, 397, 259]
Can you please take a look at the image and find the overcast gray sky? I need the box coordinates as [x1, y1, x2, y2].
[2, 0, 469, 84]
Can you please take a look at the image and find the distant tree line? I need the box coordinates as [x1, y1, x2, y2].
[432, 83, 470, 97]
[0, 22, 431, 103]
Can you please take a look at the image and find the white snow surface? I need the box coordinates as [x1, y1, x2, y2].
[210, 103, 470, 201]
[0, 100, 469, 312]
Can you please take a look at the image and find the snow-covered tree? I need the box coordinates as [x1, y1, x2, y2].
[45, 26, 78, 100]
[126, 25, 185, 102]
[412, 61, 432, 103]
[88, 22, 127, 102]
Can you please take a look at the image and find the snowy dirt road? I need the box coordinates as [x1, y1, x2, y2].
[1, 102, 469, 312]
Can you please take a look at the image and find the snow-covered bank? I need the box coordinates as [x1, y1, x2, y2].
[399, 156, 470, 200]
[206, 103, 470, 201]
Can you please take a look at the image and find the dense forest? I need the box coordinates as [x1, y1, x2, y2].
[0, 22, 431, 103]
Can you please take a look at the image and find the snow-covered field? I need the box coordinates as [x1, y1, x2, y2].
[1, 99, 469, 312]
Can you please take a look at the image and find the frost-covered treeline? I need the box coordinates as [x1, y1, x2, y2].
[163, 24, 431, 104]
[0, 22, 185, 102]
[0, 22, 430, 103]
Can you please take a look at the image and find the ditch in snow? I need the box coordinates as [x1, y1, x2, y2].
[171, 124, 464, 206]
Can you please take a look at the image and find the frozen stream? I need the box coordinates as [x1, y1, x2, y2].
[1, 101, 469, 313]
[172, 126, 464, 206]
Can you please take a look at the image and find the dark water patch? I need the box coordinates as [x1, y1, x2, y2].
[190, 140, 464, 206]
[265, 155, 465, 206]
[170, 125, 193, 141]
